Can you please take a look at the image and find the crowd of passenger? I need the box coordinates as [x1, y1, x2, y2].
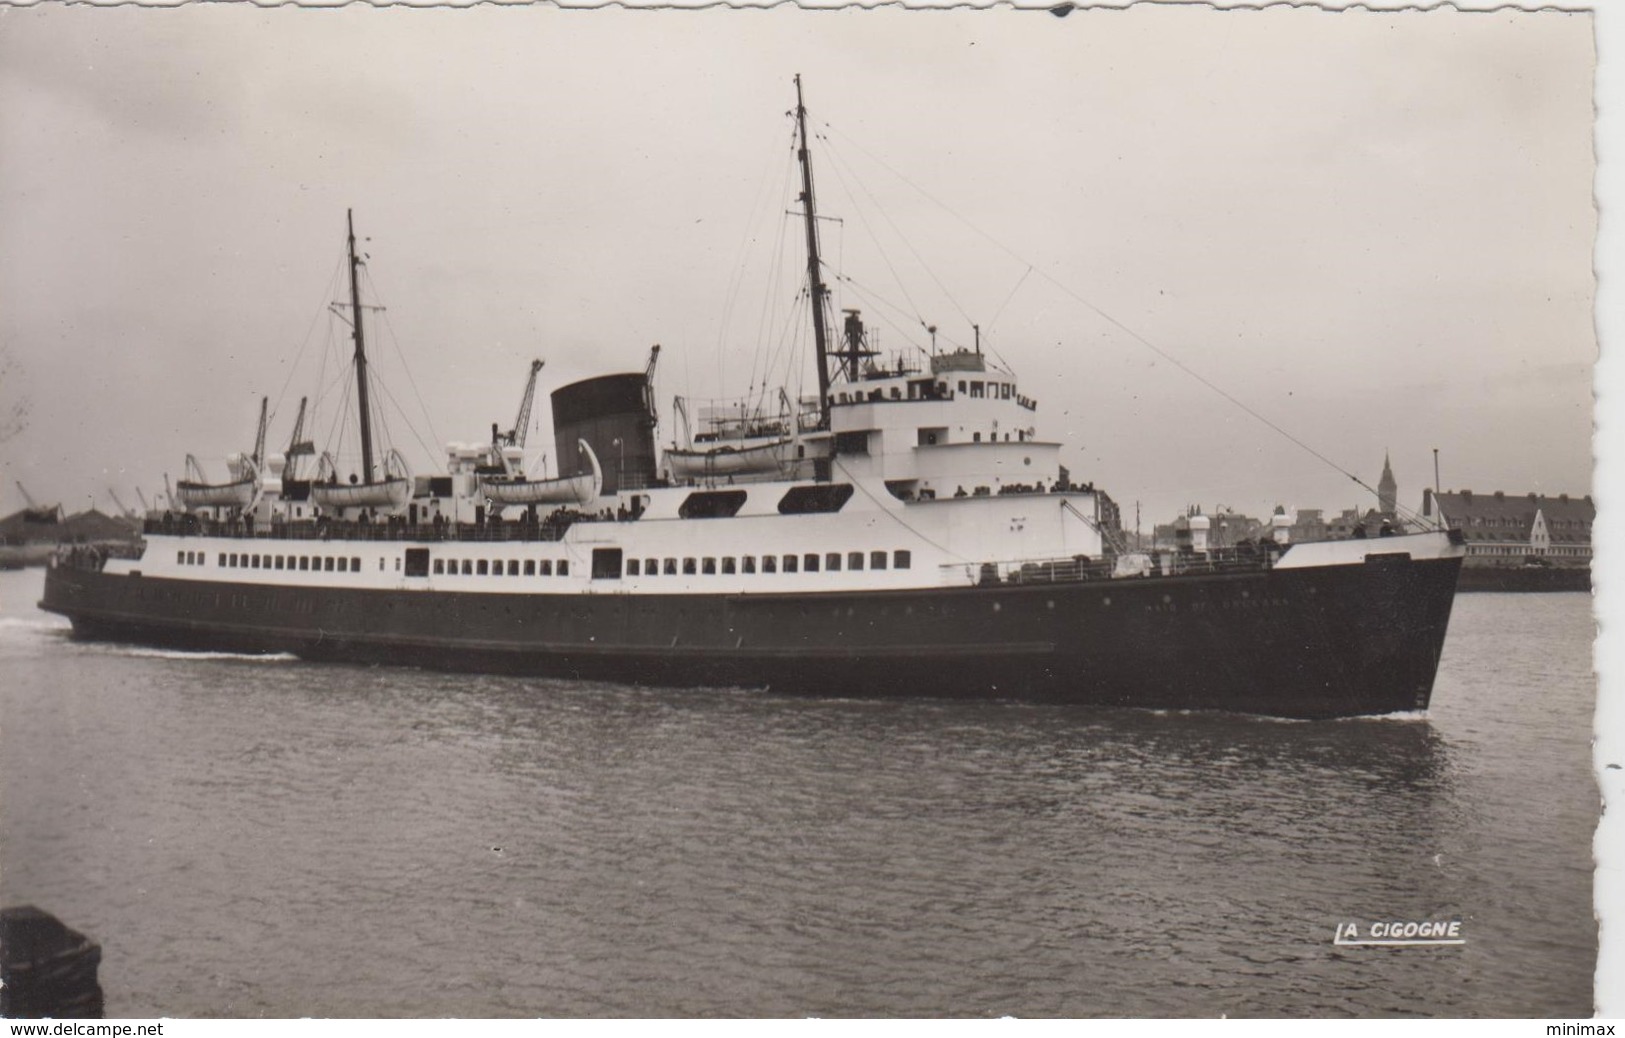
[950, 477, 1097, 499]
[142, 497, 648, 545]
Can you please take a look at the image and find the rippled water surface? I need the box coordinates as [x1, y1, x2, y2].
[0, 568, 1596, 1017]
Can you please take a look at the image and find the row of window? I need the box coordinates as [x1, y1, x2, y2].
[624, 549, 911, 577]
[205, 550, 368, 573]
[1466, 515, 1592, 530]
[830, 379, 1016, 405]
[432, 557, 571, 577]
[180, 547, 915, 580]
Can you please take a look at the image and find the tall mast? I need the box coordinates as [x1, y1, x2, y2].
[794, 75, 833, 431]
[347, 209, 376, 484]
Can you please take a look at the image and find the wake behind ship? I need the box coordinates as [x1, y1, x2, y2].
[40, 78, 1465, 720]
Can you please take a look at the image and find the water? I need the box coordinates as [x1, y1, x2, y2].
[0, 568, 1597, 1017]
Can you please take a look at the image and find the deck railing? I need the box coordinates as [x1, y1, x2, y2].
[140, 513, 630, 545]
[945, 546, 1278, 587]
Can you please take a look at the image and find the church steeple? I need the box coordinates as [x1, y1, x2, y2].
[1379, 451, 1397, 517]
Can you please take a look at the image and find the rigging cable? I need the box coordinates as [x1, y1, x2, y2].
[821, 119, 1411, 522]
[364, 264, 443, 462]
[817, 123, 976, 337]
[269, 248, 348, 431]
[829, 455, 970, 565]
[810, 124, 930, 340]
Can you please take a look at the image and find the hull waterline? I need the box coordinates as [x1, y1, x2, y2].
[41, 550, 1460, 719]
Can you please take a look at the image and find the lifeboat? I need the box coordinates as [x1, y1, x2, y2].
[480, 440, 602, 507]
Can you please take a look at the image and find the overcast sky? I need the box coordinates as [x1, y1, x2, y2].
[0, 4, 1595, 526]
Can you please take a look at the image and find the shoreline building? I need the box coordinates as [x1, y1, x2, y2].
[1422, 489, 1593, 571]
[1421, 488, 1590, 592]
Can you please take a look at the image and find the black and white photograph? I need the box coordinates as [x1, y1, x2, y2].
[0, 0, 1607, 1021]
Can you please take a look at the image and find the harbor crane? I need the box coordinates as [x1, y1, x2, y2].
[13, 482, 59, 523]
[108, 487, 134, 519]
[250, 397, 269, 467]
[283, 397, 315, 482]
[493, 359, 545, 476]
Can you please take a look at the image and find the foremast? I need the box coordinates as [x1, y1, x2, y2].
[346, 209, 377, 485]
[794, 75, 834, 432]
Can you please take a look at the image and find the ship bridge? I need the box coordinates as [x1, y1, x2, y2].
[824, 315, 1058, 498]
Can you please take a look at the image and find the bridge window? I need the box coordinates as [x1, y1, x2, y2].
[826, 552, 842, 572]
[762, 555, 776, 573]
[721, 557, 737, 575]
[683, 558, 697, 575]
[524, 560, 536, 575]
[870, 551, 888, 570]
[433, 559, 445, 575]
[803, 553, 818, 572]
[703, 557, 717, 575]
[894, 550, 912, 569]
[742, 556, 756, 574]
[508, 560, 520, 576]
[627, 558, 641, 576]
[664, 558, 677, 575]
[557, 560, 569, 576]
[324, 557, 335, 572]
[782, 554, 798, 573]
[539, 560, 553, 576]
[848, 551, 864, 571]
[834, 431, 870, 455]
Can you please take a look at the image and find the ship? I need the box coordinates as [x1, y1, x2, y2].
[39, 77, 1466, 720]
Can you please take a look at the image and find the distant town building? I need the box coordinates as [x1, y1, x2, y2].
[1378, 452, 1398, 518]
[1300, 453, 1403, 541]
[1423, 489, 1593, 569]
[1154, 507, 1266, 551]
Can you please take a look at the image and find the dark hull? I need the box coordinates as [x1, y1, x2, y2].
[40, 553, 1461, 719]
[1455, 565, 1590, 593]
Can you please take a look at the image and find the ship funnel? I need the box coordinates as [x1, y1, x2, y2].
[551, 373, 658, 495]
